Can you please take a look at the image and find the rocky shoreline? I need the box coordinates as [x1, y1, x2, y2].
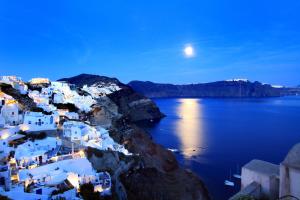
[62, 74, 210, 200]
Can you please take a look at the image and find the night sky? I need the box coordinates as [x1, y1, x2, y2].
[0, 0, 300, 86]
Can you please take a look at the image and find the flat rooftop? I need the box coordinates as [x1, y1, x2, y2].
[243, 159, 279, 177]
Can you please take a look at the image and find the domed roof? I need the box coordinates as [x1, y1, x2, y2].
[283, 143, 300, 169]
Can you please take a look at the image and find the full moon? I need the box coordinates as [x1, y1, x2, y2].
[184, 45, 195, 57]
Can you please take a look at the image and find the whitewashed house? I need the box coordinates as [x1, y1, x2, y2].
[280, 143, 300, 199]
[0, 102, 23, 126]
[53, 93, 65, 104]
[0, 76, 22, 85]
[62, 121, 93, 142]
[0, 126, 24, 159]
[29, 78, 50, 85]
[28, 90, 57, 112]
[41, 87, 53, 96]
[63, 121, 102, 143]
[51, 82, 96, 112]
[18, 157, 111, 197]
[51, 81, 70, 91]
[63, 122, 82, 142]
[23, 112, 57, 132]
[63, 121, 131, 155]
[14, 82, 28, 95]
[14, 137, 61, 168]
[28, 90, 50, 105]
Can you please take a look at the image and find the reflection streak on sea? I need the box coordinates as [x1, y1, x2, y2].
[175, 99, 205, 159]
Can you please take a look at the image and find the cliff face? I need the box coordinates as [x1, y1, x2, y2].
[59, 74, 210, 200]
[110, 120, 210, 200]
[59, 74, 164, 122]
[128, 80, 285, 98]
[107, 87, 165, 122]
[0, 83, 37, 111]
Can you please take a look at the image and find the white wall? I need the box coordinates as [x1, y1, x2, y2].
[280, 164, 300, 199]
[290, 168, 300, 198]
[1, 104, 22, 125]
[23, 113, 57, 131]
[242, 167, 279, 199]
[63, 126, 82, 141]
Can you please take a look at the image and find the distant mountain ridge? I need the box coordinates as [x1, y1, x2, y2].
[128, 80, 290, 98]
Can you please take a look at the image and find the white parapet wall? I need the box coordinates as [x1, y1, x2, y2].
[280, 143, 300, 199]
[240, 159, 280, 200]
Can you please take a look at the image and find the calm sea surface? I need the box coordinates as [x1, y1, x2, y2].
[141, 96, 300, 200]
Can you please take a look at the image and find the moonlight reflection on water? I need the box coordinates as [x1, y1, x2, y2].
[175, 99, 205, 158]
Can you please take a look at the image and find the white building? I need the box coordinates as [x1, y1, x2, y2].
[0, 126, 24, 162]
[23, 112, 57, 132]
[1, 102, 23, 126]
[63, 121, 131, 155]
[238, 159, 279, 200]
[29, 78, 50, 85]
[14, 137, 61, 168]
[280, 143, 300, 199]
[13, 82, 28, 95]
[41, 87, 53, 96]
[53, 93, 65, 104]
[28, 90, 50, 105]
[28, 90, 57, 113]
[63, 121, 99, 143]
[82, 82, 121, 98]
[63, 122, 82, 142]
[18, 157, 111, 196]
[0, 76, 22, 84]
[0, 127, 24, 159]
[51, 81, 70, 92]
[51, 82, 96, 112]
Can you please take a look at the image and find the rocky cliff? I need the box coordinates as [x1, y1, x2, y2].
[128, 80, 286, 98]
[0, 83, 37, 111]
[59, 74, 165, 122]
[60, 74, 210, 200]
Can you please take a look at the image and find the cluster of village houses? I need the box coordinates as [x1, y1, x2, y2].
[0, 76, 129, 199]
